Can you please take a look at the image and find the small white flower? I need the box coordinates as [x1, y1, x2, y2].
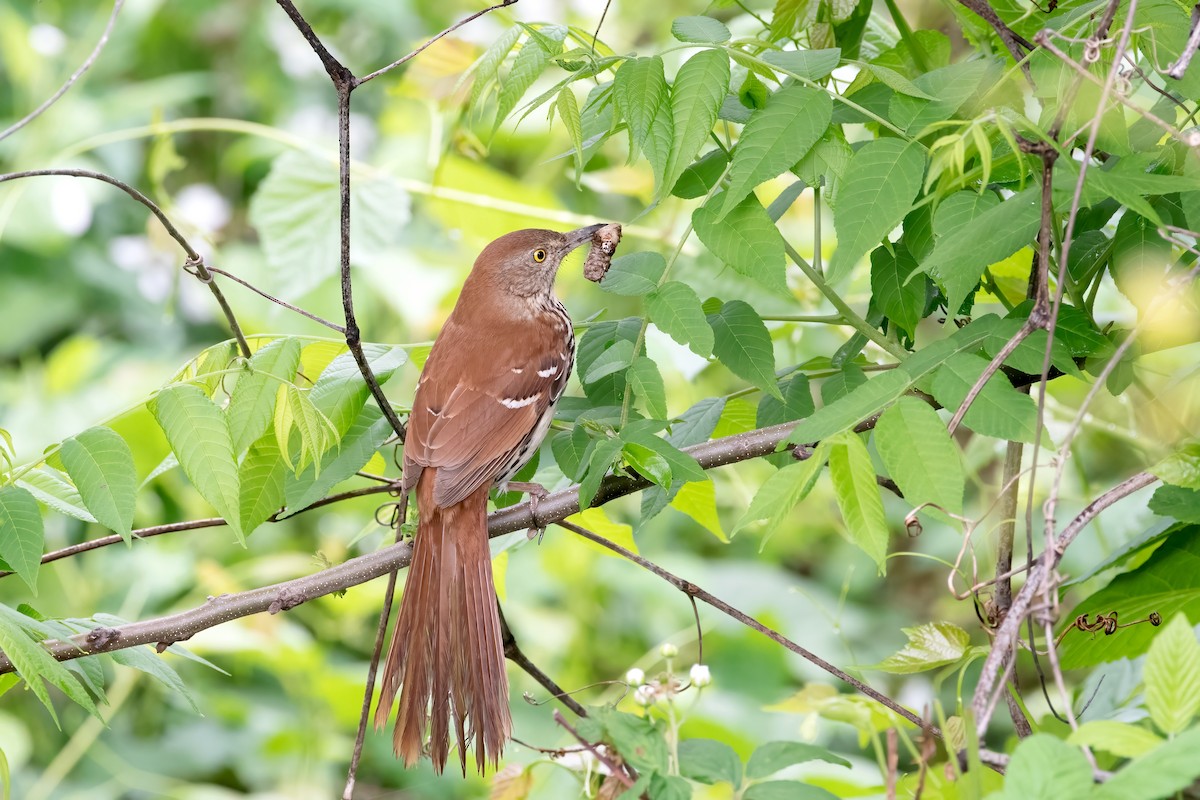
[625, 667, 645, 687]
[659, 642, 678, 659]
[634, 684, 657, 706]
[689, 664, 712, 687]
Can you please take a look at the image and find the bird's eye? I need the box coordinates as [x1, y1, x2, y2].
[533, 249, 547, 263]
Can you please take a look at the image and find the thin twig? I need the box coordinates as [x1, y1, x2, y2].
[0, 0, 125, 142]
[1167, 4, 1200, 79]
[203, 266, 345, 333]
[355, 0, 519, 86]
[0, 168, 251, 357]
[957, 0, 1035, 84]
[554, 711, 634, 788]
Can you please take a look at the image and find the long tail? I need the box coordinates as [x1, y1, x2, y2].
[374, 472, 512, 774]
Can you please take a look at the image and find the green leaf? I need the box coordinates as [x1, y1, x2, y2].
[763, 48, 841, 81]
[248, 151, 408, 300]
[866, 63, 935, 99]
[0, 487, 43, 594]
[601, 252, 666, 296]
[662, 49, 730, 198]
[0, 605, 98, 722]
[889, 61, 991, 132]
[707, 300, 782, 400]
[601, 709, 669, 773]
[933, 191, 999, 239]
[1143, 612, 1200, 735]
[875, 397, 963, 517]
[614, 56, 668, 155]
[276, 385, 339, 476]
[285, 406, 392, 512]
[678, 738, 741, 785]
[583, 340, 636, 384]
[627, 357, 667, 419]
[619, 426, 706, 484]
[917, 186, 1041, 314]
[467, 25, 522, 109]
[60, 426, 137, 543]
[744, 782, 839, 800]
[827, 140, 926, 284]
[746, 740, 850, 778]
[671, 15, 731, 43]
[227, 337, 302, 454]
[556, 88, 584, 182]
[667, 398, 726, 447]
[16, 469, 96, 524]
[734, 442, 831, 535]
[579, 438, 624, 508]
[109, 645, 201, 713]
[674, 148, 729, 199]
[693, 195, 787, 293]
[789, 369, 911, 445]
[238, 432, 287, 536]
[1067, 721, 1163, 759]
[552, 426, 593, 480]
[309, 344, 406, 435]
[870, 243, 926, 336]
[718, 85, 832, 218]
[1152, 443, 1200, 490]
[1149, 485, 1200, 523]
[757, 375, 814, 428]
[930, 353, 1040, 444]
[495, 26, 565, 130]
[150, 384, 244, 544]
[669, 480, 726, 542]
[622, 442, 672, 487]
[868, 622, 970, 673]
[1000, 734, 1093, 800]
[829, 431, 889, 572]
[1059, 525, 1200, 669]
[646, 281, 714, 358]
[1092, 726, 1200, 800]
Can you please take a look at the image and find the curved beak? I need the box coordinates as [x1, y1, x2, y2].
[564, 223, 606, 251]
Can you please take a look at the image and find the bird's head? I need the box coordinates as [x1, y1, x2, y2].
[468, 224, 606, 298]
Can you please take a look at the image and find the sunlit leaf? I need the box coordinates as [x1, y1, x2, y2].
[59, 426, 137, 543]
[0, 487, 43, 594]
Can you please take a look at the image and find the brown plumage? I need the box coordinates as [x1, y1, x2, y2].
[374, 224, 607, 774]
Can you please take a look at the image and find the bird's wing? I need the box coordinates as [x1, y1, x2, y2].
[404, 329, 571, 507]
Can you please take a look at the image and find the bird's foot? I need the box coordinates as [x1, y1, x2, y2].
[501, 480, 550, 542]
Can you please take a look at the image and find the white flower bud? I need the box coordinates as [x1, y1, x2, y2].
[625, 667, 645, 687]
[659, 642, 678, 658]
[634, 684, 656, 706]
[689, 663, 712, 687]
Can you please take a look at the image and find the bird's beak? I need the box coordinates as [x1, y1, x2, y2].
[563, 223, 607, 251]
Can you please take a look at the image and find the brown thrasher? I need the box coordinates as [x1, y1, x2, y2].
[374, 224, 607, 774]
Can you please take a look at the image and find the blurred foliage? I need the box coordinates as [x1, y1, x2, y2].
[2, 0, 1200, 798]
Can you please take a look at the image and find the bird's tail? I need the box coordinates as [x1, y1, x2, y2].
[374, 473, 511, 773]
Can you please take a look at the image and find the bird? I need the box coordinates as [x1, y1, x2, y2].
[374, 223, 607, 774]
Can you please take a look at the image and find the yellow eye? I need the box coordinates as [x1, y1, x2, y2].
[533, 249, 547, 263]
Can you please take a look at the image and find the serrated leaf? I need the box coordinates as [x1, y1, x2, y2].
[556, 88, 584, 182]
[673, 148, 728, 199]
[227, 337, 302, 453]
[757, 375, 815, 428]
[763, 48, 841, 81]
[468, 25, 522, 110]
[694, 195, 787, 293]
[17, 469, 96, 524]
[875, 396, 963, 516]
[600, 252, 666, 296]
[746, 740, 850, 778]
[1143, 612, 1200, 735]
[827, 139, 926, 284]
[0, 605, 98, 722]
[150, 384, 244, 544]
[248, 152, 409, 300]
[583, 340, 635, 384]
[619, 426, 706, 484]
[829, 431, 888, 572]
[0, 487, 43, 594]
[788, 369, 911, 445]
[285, 405, 392, 512]
[1092, 726, 1200, 800]
[718, 85, 832, 217]
[662, 49, 730, 199]
[667, 397, 726, 447]
[671, 16, 731, 43]
[622, 442, 671, 486]
[60, 426, 137, 543]
[930, 352, 1040, 444]
[870, 243, 926, 336]
[1152, 443, 1200, 490]
[614, 56, 668, 155]
[495, 26, 565, 130]
[646, 281, 714, 358]
[734, 441, 831, 535]
[551, 426, 593, 480]
[868, 621, 970, 673]
[670, 480, 726, 541]
[1067, 721, 1163, 759]
[238, 432, 287, 535]
[627, 357, 667, 419]
[918, 186, 1041, 314]
[679, 738, 741, 785]
[578, 438, 624, 508]
[309, 344, 406, 435]
[707, 300, 782, 400]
